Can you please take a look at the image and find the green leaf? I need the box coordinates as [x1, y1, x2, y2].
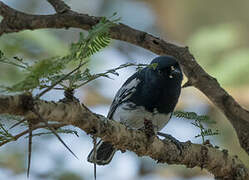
[174, 110, 219, 143]
[173, 111, 215, 123]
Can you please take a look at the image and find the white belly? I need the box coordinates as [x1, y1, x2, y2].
[112, 102, 171, 131]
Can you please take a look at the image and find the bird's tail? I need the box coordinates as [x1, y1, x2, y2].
[87, 141, 116, 165]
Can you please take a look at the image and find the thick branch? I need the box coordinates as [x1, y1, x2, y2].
[46, 0, 71, 13]
[0, 94, 248, 179]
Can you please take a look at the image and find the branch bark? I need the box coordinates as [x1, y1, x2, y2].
[0, 94, 248, 180]
[46, 0, 71, 13]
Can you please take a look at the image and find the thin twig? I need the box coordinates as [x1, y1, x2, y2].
[93, 136, 97, 180]
[27, 122, 32, 178]
[77, 63, 147, 88]
[36, 61, 87, 98]
[0, 60, 27, 69]
[32, 109, 78, 159]
[0, 123, 67, 147]
[9, 119, 26, 129]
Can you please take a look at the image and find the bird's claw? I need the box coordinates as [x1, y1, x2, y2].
[157, 132, 183, 155]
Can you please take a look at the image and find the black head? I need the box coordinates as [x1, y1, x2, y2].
[150, 56, 183, 80]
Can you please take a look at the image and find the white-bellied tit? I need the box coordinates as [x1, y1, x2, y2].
[88, 55, 183, 165]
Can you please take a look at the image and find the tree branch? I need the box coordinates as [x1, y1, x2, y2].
[0, 94, 248, 179]
[46, 0, 71, 13]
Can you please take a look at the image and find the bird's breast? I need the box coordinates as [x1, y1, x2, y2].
[112, 102, 171, 131]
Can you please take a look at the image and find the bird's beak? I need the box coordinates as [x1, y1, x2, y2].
[169, 68, 181, 78]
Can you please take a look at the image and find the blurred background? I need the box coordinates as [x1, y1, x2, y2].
[0, 0, 249, 179]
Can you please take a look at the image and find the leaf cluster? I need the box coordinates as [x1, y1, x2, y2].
[173, 111, 219, 143]
[0, 115, 15, 143]
[173, 111, 216, 123]
[0, 124, 13, 142]
[69, 15, 117, 60]
[0, 14, 119, 93]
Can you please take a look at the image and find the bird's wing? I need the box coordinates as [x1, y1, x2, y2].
[107, 72, 142, 119]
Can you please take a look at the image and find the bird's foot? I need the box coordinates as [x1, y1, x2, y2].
[157, 132, 183, 155]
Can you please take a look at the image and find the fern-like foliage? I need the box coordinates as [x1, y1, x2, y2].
[0, 14, 121, 143]
[0, 115, 15, 142]
[173, 111, 219, 143]
[68, 14, 119, 61]
[173, 111, 216, 124]
[0, 51, 28, 70]
[0, 124, 13, 142]
[0, 14, 119, 93]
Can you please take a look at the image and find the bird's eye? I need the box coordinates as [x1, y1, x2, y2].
[158, 70, 163, 75]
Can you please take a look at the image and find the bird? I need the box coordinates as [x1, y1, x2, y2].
[87, 55, 183, 165]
